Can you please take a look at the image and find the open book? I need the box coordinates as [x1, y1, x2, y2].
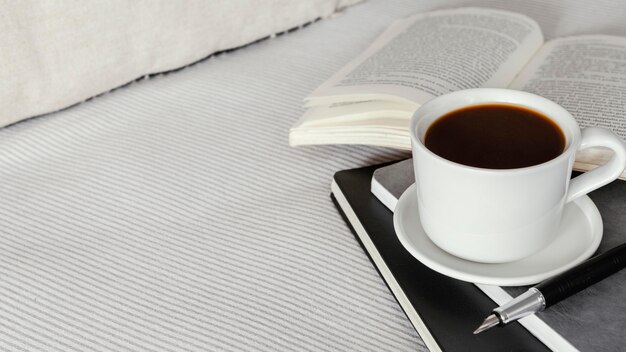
[290, 7, 626, 177]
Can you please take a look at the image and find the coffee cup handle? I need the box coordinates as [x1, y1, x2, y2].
[566, 127, 626, 203]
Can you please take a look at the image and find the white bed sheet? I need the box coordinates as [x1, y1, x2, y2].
[1, 0, 626, 351]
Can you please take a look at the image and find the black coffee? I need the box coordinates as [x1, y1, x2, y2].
[424, 104, 565, 169]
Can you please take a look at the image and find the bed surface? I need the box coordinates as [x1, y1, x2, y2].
[1, 1, 625, 350]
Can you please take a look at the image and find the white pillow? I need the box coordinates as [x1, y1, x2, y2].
[0, 0, 360, 128]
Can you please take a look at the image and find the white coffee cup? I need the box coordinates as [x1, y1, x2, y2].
[410, 88, 626, 263]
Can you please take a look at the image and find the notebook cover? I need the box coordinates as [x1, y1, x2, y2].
[331, 163, 548, 352]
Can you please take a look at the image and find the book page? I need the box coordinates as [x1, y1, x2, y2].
[307, 8, 543, 106]
[510, 35, 626, 170]
[511, 35, 626, 138]
[296, 100, 415, 127]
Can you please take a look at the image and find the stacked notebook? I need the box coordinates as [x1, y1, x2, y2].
[331, 159, 626, 351]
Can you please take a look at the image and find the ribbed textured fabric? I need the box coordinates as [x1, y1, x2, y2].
[1, 1, 625, 351]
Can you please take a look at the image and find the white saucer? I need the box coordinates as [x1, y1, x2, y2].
[394, 184, 603, 286]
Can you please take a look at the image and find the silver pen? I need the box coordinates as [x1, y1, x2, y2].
[474, 243, 626, 334]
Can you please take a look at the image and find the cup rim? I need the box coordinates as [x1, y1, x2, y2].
[409, 88, 581, 174]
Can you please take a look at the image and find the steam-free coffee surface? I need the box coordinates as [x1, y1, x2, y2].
[425, 104, 565, 169]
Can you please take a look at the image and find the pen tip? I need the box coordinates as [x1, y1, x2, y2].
[473, 314, 500, 334]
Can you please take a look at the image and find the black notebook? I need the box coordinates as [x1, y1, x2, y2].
[331, 163, 548, 352]
[370, 159, 626, 352]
